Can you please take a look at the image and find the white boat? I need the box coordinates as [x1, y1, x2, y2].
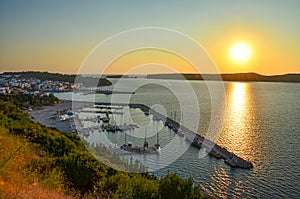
[154, 144, 161, 153]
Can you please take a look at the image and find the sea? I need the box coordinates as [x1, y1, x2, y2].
[54, 78, 300, 199]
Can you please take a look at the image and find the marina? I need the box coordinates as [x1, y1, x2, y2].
[73, 101, 253, 169]
[35, 81, 300, 198]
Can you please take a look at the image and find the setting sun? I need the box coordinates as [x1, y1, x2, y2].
[230, 43, 252, 63]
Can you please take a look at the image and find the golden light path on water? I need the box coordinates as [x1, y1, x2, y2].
[231, 83, 247, 115]
[222, 83, 253, 157]
[208, 83, 258, 197]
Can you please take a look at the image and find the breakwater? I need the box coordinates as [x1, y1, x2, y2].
[90, 102, 253, 169]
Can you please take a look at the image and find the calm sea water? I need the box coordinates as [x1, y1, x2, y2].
[55, 79, 300, 198]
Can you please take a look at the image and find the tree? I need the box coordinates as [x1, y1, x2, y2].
[159, 173, 194, 199]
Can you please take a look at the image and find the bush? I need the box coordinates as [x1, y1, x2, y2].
[159, 173, 193, 199]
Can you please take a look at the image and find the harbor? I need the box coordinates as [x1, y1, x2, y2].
[73, 101, 253, 169]
[26, 80, 299, 198]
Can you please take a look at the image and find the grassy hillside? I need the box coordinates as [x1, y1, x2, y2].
[0, 93, 59, 108]
[0, 99, 212, 199]
[0, 126, 72, 198]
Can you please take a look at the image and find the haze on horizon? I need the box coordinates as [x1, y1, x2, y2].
[0, 0, 299, 75]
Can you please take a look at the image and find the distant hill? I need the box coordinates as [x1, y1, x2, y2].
[4, 71, 299, 83]
[2, 71, 112, 87]
[147, 73, 300, 82]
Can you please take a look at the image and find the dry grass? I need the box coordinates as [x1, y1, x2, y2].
[1, 183, 74, 199]
[0, 127, 73, 199]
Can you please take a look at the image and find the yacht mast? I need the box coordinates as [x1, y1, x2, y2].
[156, 122, 159, 145]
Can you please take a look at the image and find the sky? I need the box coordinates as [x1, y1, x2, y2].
[0, 0, 299, 75]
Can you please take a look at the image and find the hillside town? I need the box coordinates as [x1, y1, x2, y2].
[0, 73, 82, 95]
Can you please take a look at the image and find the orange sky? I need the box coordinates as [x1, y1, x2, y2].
[0, 1, 299, 75]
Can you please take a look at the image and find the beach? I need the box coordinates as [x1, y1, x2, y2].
[29, 100, 92, 132]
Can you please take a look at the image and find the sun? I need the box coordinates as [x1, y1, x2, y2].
[230, 43, 252, 63]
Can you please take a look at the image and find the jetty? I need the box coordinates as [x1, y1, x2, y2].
[132, 103, 253, 169]
[79, 89, 135, 95]
[80, 102, 253, 169]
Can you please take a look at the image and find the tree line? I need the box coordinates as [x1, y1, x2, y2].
[3, 71, 112, 87]
[0, 93, 59, 108]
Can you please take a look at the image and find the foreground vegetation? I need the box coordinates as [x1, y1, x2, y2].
[0, 93, 59, 108]
[0, 98, 212, 198]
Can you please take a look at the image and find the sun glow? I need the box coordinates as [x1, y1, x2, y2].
[221, 83, 256, 162]
[230, 43, 252, 63]
[231, 83, 246, 110]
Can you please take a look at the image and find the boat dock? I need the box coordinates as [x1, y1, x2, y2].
[81, 102, 253, 169]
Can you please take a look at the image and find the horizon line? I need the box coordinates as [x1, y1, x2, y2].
[1, 70, 300, 77]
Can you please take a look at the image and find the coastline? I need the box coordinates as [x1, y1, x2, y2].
[29, 100, 92, 133]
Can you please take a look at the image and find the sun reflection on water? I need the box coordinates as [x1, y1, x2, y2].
[210, 82, 256, 197]
[231, 83, 246, 114]
[219, 82, 256, 162]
